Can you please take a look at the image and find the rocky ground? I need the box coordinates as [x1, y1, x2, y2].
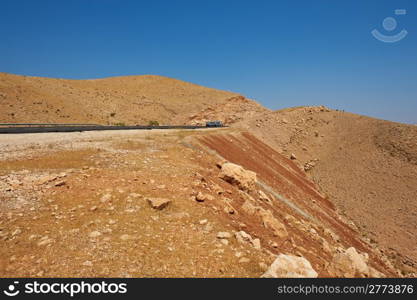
[1, 72, 416, 277]
[0, 129, 277, 277]
[0, 128, 405, 277]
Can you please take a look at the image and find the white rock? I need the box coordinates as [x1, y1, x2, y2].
[328, 247, 382, 277]
[219, 163, 257, 192]
[262, 254, 318, 278]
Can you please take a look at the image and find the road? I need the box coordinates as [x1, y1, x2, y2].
[0, 125, 215, 134]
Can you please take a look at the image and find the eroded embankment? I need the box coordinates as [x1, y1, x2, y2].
[197, 131, 397, 277]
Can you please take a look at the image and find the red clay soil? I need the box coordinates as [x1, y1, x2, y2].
[197, 131, 397, 277]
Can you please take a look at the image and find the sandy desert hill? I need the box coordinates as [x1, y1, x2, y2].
[0, 72, 251, 125]
[0, 72, 416, 277]
[235, 106, 417, 274]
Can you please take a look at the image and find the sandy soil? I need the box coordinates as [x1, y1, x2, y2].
[0, 129, 399, 277]
[1, 128, 275, 277]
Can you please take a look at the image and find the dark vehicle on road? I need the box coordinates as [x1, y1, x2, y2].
[205, 121, 223, 127]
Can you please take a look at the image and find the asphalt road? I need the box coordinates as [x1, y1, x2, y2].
[0, 125, 218, 134]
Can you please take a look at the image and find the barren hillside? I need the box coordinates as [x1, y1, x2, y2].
[237, 107, 417, 275]
[0, 72, 244, 125]
[1, 72, 416, 277]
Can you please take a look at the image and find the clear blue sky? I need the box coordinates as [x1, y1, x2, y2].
[1, 0, 416, 123]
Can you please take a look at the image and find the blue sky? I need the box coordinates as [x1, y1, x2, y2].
[1, 0, 416, 123]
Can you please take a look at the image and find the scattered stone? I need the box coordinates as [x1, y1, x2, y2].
[328, 247, 383, 278]
[199, 219, 208, 225]
[235, 230, 261, 249]
[147, 198, 171, 210]
[239, 257, 250, 263]
[258, 190, 271, 203]
[304, 160, 317, 171]
[235, 230, 252, 244]
[219, 163, 257, 192]
[55, 180, 66, 187]
[217, 232, 232, 239]
[37, 236, 53, 247]
[241, 200, 258, 215]
[252, 238, 261, 250]
[89, 231, 102, 238]
[258, 209, 288, 238]
[203, 223, 213, 233]
[220, 239, 229, 246]
[262, 254, 318, 278]
[223, 202, 236, 214]
[82, 260, 93, 267]
[290, 153, 297, 160]
[129, 193, 141, 198]
[11, 228, 22, 237]
[120, 234, 132, 241]
[195, 192, 214, 202]
[36, 175, 57, 186]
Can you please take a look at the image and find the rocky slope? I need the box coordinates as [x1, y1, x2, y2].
[229, 106, 417, 276]
[0, 129, 399, 277]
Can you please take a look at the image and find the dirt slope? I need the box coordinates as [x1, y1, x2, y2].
[0, 129, 398, 277]
[0, 72, 241, 125]
[237, 107, 417, 275]
[197, 131, 397, 277]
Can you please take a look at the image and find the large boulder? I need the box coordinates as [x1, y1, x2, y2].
[262, 254, 318, 278]
[328, 247, 384, 278]
[219, 163, 257, 192]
